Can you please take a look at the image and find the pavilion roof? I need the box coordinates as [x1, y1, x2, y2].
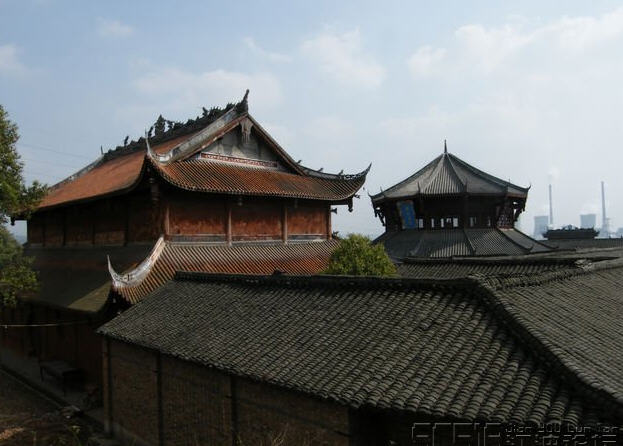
[371, 144, 528, 204]
[375, 228, 551, 260]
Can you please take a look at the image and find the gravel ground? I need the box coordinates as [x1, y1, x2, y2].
[0, 371, 101, 445]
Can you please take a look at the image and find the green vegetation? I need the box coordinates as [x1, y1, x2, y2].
[324, 234, 396, 276]
[0, 105, 46, 306]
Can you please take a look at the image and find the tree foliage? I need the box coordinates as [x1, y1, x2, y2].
[0, 105, 46, 307]
[323, 234, 396, 276]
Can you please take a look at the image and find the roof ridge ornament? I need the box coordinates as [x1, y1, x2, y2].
[236, 89, 250, 113]
[444, 139, 448, 154]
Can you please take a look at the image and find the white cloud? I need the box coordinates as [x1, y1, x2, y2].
[301, 29, 385, 88]
[0, 43, 27, 76]
[449, 8, 623, 74]
[243, 37, 290, 62]
[97, 18, 134, 38]
[407, 46, 447, 78]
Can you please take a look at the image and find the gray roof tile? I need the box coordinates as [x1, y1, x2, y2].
[99, 263, 623, 426]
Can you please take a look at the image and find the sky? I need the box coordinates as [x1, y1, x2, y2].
[1, 0, 622, 239]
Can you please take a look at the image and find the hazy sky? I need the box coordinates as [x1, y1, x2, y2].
[2, 0, 622, 238]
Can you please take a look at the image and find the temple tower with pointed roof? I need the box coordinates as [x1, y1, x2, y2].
[371, 143, 550, 258]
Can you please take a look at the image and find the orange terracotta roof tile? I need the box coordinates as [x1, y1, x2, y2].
[151, 158, 366, 201]
[38, 135, 192, 210]
[111, 239, 339, 304]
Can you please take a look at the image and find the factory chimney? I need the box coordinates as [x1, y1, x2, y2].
[601, 181, 609, 237]
[548, 184, 554, 227]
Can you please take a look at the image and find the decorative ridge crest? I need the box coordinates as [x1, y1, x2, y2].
[300, 163, 371, 181]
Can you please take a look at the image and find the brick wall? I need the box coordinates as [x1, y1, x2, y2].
[104, 339, 351, 446]
[107, 340, 159, 446]
[235, 378, 350, 445]
[160, 356, 233, 445]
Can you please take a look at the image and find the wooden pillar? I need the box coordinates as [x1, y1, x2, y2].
[326, 206, 332, 240]
[282, 203, 288, 244]
[226, 201, 232, 245]
[164, 200, 170, 237]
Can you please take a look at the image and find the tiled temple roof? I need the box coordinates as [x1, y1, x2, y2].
[397, 258, 587, 279]
[149, 157, 367, 201]
[109, 239, 339, 304]
[371, 146, 528, 204]
[376, 228, 551, 259]
[38, 136, 186, 210]
[98, 262, 623, 426]
[35, 93, 367, 211]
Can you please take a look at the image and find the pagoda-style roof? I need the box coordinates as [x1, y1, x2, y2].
[371, 143, 528, 204]
[148, 157, 367, 201]
[36, 92, 368, 211]
[376, 228, 551, 259]
[108, 238, 340, 304]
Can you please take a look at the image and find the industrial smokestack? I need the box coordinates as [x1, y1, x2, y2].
[601, 181, 608, 237]
[548, 184, 553, 227]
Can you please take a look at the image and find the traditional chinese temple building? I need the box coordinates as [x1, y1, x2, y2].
[371, 142, 551, 259]
[1, 92, 368, 384]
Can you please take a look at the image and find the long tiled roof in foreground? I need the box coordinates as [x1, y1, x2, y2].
[99, 261, 623, 426]
[109, 239, 339, 304]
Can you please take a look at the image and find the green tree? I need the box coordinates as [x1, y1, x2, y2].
[0, 105, 46, 306]
[323, 234, 396, 276]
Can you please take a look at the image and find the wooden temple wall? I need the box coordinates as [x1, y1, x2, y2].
[231, 199, 283, 241]
[164, 190, 330, 242]
[27, 191, 160, 247]
[27, 191, 331, 246]
[167, 193, 227, 237]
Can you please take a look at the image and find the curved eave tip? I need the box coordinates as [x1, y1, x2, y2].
[107, 255, 119, 281]
[144, 131, 155, 159]
[359, 163, 372, 176]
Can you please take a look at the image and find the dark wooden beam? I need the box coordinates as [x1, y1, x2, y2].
[282, 203, 288, 244]
[226, 201, 232, 245]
